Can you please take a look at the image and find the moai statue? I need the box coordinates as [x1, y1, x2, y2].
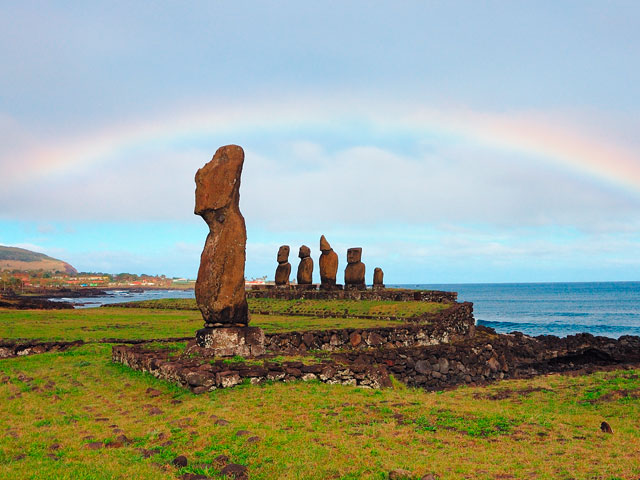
[194, 145, 249, 326]
[275, 245, 291, 286]
[296, 245, 313, 285]
[344, 247, 366, 289]
[373, 267, 385, 289]
[319, 235, 338, 289]
[193, 145, 264, 356]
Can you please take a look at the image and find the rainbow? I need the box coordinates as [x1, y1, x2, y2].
[6, 100, 640, 194]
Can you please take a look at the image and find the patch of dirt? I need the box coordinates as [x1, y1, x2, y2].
[474, 387, 553, 400]
[588, 388, 640, 404]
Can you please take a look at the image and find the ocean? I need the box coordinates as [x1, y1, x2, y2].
[58, 282, 640, 339]
[51, 289, 196, 308]
[397, 282, 640, 339]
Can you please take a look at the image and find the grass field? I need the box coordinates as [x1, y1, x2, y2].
[107, 297, 448, 319]
[0, 307, 407, 342]
[0, 305, 639, 479]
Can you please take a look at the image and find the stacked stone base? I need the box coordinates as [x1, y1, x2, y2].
[195, 326, 265, 357]
[112, 327, 640, 394]
[112, 344, 391, 393]
[248, 286, 457, 303]
[0, 340, 83, 358]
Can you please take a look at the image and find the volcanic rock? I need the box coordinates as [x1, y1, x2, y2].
[172, 455, 188, 467]
[319, 235, 338, 289]
[194, 145, 249, 327]
[296, 245, 313, 285]
[220, 463, 249, 479]
[344, 247, 365, 289]
[275, 245, 291, 286]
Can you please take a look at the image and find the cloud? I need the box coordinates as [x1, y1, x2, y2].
[4, 242, 48, 254]
[37, 224, 56, 234]
[2, 100, 640, 240]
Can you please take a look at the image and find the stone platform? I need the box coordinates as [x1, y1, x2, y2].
[111, 326, 640, 394]
[247, 286, 457, 303]
[195, 326, 265, 357]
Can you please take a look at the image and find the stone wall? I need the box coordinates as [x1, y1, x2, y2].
[0, 340, 84, 358]
[247, 286, 456, 303]
[264, 302, 474, 354]
[334, 328, 640, 391]
[112, 344, 391, 393]
[111, 327, 640, 394]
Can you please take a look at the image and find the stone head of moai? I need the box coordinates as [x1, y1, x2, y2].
[297, 244, 314, 285]
[319, 235, 338, 289]
[320, 235, 332, 252]
[275, 245, 291, 286]
[194, 144, 249, 327]
[347, 247, 362, 264]
[298, 245, 311, 259]
[277, 245, 290, 264]
[344, 247, 365, 289]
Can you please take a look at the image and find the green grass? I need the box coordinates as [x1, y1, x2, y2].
[1, 305, 639, 479]
[107, 297, 448, 319]
[0, 343, 638, 479]
[0, 307, 407, 342]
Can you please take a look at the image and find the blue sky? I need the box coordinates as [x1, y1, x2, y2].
[2, 1, 640, 283]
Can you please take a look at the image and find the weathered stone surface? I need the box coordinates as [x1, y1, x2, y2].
[195, 327, 265, 357]
[319, 235, 339, 289]
[373, 267, 384, 288]
[220, 463, 248, 480]
[114, 315, 640, 394]
[194, 145, 249, 326]
[389, 469, 413, 480]
[274, 245, 291, 286]
[296, 245, 313, 285]
[247, 287, 457, 303]
[172, 455, 188, 467]
[344, 247, 365, 289]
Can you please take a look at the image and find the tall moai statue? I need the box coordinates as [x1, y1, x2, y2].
[297, 245, 313, 285]
[275, 245, 291, 286]
[373, 267, 385, 289]
[193, 145, 264, 356]
[319, 235, 338, 289]
[344, 247, 366, 290]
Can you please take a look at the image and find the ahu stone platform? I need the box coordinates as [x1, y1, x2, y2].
[112, 301, 478, 392]
[247, 286, 457, 303]
[112, 324, 640, 394]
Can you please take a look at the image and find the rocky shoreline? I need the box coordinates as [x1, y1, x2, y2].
[0, 287, 171, 309]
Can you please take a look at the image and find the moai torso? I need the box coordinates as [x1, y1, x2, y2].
[373, 267, 384, 288]
[275, 245, 291, 286]
[297, 245, 313, 285]
[194, 145, 249, 326]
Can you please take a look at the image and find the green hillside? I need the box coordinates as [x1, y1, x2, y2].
[0, 245, 77, 274]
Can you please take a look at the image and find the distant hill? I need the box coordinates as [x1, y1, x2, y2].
[0, 246, 77, 275]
